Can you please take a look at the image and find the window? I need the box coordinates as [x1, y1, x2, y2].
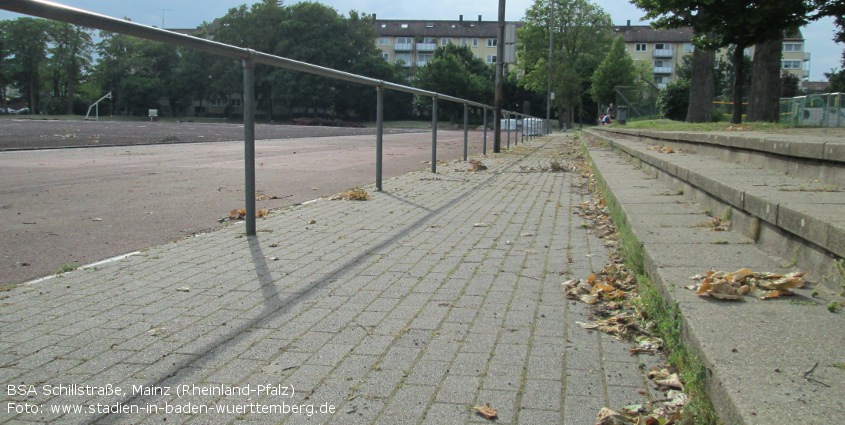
[231, 99, 242, 108]
[381, 53, 390, 61]
[655, 43, 666, 50]
[380, 24, 386, 28]
[782, 60, 802, 69]
[487, 38, 497, 47]
[486, 55, 497, 64]
[441, 38, 452, 45]
[783, 42, 803, 52]
[654, 60, 667, 68]
[461, 38, 467, 46]
[395, 53, 412, 66]
[423, 37, 436, 44]
[400, 23, 408, 28]
[418, 53, 433, 66]
[426, 22, 434, 28]
[377, 37, 390, 46]
[683, 43, 694, 53]
[396, 37, 413, 44]
[211, 99, 223, 107]
[635, 43, 647, 52]
[472, 38, 479, 47]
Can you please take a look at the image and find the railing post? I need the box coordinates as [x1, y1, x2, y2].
[431, 96, 438, 173]
[375, 85, 384, 191]
[507, 112, 511, 149]
[483, 107, 488, 155]
[243, 56, 256, 236]
[463, 102, 469, 161]
[519, 115, 523, 144]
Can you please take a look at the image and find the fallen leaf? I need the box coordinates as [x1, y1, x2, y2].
[468, 159, 488, 172]
[147, 326, 165, 336]
[654, 373, 685, 391]
[92, 218, 103, 222]
[176, 287, 190, 292]
[472, 402, 497, 420]
[688, 268, 806, 300]
[595, 407, 633, 425]
[473, 223, 489, 227]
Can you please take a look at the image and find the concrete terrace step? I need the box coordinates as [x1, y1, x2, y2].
[583, 133, 845, 425]
[585, 128, 845, 296]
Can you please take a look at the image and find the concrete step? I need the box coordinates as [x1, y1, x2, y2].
[583, 137, 845, 425]
[585, 128, 845, 296]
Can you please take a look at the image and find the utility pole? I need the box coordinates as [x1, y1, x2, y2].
[493, 0, 506, 153]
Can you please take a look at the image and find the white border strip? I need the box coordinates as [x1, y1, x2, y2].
[23, 251, 140, 286]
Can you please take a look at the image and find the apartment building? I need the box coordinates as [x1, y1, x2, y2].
[614, 23, 810, 88]
[373, 17, 518, 68]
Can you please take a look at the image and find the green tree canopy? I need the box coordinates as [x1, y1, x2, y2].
[413, 44, 494, 122]
[1, 18, 50, 113]
[46, 21, 94, 114]
[94, 29, 178, 115]
[517, 0, 613, 125]
[212, 0, 385, 119]
[590, 36, 637, 106]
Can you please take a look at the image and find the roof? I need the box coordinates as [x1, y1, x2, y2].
[373, 19, 520, 38]
[613, 25, 804, 43]
[613, 25, 694, 43]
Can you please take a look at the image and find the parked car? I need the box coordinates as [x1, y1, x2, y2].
[14, 107, 29, 115]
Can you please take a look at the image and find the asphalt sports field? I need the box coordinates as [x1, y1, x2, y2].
[1, 118, 489, 287]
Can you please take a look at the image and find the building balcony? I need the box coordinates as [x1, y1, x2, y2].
[394, 43, 412, 51]
[653, 66, 673, 74]
[416, 43, 437, 52]
[653, 49, 674, 58]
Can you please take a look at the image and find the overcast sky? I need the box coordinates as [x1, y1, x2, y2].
[1, 0, 841, 80]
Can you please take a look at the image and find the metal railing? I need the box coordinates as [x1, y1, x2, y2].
[1, 0, 546, 235]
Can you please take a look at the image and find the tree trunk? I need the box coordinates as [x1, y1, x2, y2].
[28, 70, 38, 114]
[731, 44, 746, 124]
[747, 35, 783, 122]
[686, 47, 715, 123]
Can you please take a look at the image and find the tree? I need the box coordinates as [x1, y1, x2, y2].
[517, 0, 613, 127]
[657, 79, 690, 121]
[0, 25, 10, 111]
[1, 18, 50, 113]
[631, 0, 814, 123]
[414, 44, 493, 123]
[826, 53, 845, 92]
[94, 30, 178, 115]
[212, 1, 386, 120]
[590, 36, 637, 106]
[46, 22, 94, 114]
[781, 72, 801, 98]
[685, 47, 716, 122]
[747, 37, 783, 122]
[812, 1, 845, 43]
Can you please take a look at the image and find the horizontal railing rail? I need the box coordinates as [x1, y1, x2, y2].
[1, 0, 548, 235]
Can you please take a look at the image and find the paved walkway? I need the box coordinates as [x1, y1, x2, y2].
[1, 135, 655, 424]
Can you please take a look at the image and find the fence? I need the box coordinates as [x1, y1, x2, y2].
[1, 0, 545, 235]
[779, 93, 844, 127]
[615, 84, 660, 121]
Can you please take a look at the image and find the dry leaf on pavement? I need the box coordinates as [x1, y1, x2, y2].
[472, 402, 497, 420]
